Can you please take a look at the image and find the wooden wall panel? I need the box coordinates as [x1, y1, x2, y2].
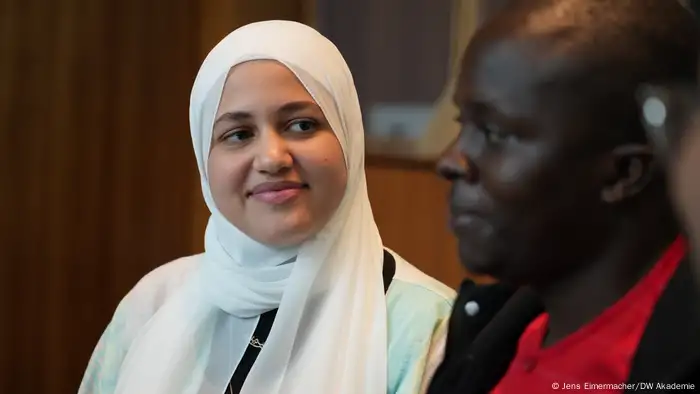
[2, 0, 202, 393]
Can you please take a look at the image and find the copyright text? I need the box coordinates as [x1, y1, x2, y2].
[550, 382, 695, 391]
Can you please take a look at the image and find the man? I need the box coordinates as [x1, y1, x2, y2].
[428, 1, 700, 393]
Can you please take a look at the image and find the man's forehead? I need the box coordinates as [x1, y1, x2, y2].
[455, 33, 580, 117]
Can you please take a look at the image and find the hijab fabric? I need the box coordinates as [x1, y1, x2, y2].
[113, 20, 387, 394]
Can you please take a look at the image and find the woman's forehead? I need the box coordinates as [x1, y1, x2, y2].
[218, 60, 319, 115]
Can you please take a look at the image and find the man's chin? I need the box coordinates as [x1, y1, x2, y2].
[458, 243, 503, 278]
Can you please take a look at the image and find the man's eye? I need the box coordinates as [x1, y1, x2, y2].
[479, 122, 509, 144]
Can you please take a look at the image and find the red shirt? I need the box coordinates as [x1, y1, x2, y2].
[492, 237, 686, 394]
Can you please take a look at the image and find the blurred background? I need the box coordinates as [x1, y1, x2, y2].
[0, 0, 506, 392]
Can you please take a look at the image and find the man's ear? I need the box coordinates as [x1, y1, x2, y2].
[600, 144, 657, 203]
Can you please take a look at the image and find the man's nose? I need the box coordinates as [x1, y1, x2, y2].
[436, 139, 477, 183]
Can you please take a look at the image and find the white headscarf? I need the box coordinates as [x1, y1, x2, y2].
[114, 20, 387, 394]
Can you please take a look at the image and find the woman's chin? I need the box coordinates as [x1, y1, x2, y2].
[250, 219, 319, 248]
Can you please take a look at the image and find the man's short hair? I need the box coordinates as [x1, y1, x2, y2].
[486, 0, 699, 145]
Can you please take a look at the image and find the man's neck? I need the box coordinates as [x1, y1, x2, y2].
[535, 216, 678, 348]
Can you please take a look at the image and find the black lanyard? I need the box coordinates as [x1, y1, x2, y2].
[226, 249, 396, 394]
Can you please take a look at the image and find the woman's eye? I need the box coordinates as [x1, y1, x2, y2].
[287, 119, 317, 133]
[222, 129, 254, 143]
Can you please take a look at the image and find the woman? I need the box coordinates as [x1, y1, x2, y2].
[78, 20, 455, 394]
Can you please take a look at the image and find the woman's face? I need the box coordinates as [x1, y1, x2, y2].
[208, 60, 347, 247]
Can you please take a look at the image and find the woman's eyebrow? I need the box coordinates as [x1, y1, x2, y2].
[276, 101, 320, 117]
[214, 111, 253, 126]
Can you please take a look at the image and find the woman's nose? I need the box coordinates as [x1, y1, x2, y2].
[253, 129, 293, 175]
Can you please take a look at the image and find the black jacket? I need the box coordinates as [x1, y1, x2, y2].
[427, 257, 700, 394]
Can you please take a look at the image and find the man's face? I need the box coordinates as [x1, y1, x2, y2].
[438, 33, 616, 284]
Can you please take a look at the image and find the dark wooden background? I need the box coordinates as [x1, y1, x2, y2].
[2, 0, 198, 392]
